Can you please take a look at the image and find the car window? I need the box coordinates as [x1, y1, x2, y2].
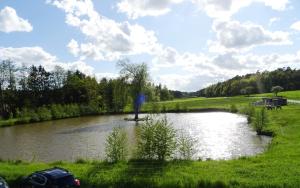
[29, 174, 47, 186]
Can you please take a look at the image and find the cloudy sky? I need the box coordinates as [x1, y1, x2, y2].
[1, 0, 300, 91]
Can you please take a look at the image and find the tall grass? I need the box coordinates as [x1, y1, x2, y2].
[252, 107, 268, 134]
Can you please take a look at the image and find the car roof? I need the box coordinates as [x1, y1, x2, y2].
[37, 168, 72, 180]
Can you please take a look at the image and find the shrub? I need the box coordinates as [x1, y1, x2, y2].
[150, 102, 161, 113]
[64, 104, 80, 117]
[16, 108, 31, 123]
[105, 127, 128, 163]
[50, 104, 65, 119]
[230, 104, 238, 113]
[37, 106, 52, 121]
[80, 103, 101, 115]
[241, 105, 255, 122]
[137, 116, 177, 161]
[252, 107, 268, 134]
[177, 131, 197, 160]
[29, 110, 40, 122]
[161, 105, 167, 112]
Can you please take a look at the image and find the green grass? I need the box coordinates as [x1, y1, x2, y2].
[141, 96, 258, 112]
[1, 95, 300, 187]
[253, 90, 300, 100]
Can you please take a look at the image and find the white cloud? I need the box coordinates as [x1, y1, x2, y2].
[48, 0, 162, 61]
[116, 0, 289, 19]
[151, 49, 300, 91]
[117, 0, 183, 19]
[0, 46, 94, 75]
[269, 17, 280, 26]
[209, 20, 291, 52]
[0, 6, 33, 33]
[193, 0, 289, 19]
[291, 21, 300, 31]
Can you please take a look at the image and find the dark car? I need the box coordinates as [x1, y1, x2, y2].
[20, 167, 80, 188]
[0, 177, 9, 188]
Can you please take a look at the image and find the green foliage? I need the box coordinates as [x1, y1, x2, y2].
[137, 116, 177, 161]
[199, 67, 298, 97]
[175, 103, 181, 111]
[0, 60, 176, 122]
[177, 131, 197, 160]
[271, 85, 284, 96]
[36, 106, 52, 121]
[150, 102, 161, 113]
[50, 104, 65, 119]
[118, 60, 150, 119]
[240, 105, 255, 122]
[105, 127, 128, 163]
[252, 107, 268, 134]
[229, 104, 238, 113]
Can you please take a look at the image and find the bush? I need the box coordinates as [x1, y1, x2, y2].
[230, 104, 238, 113]
[80, 103, 101, 115]
[50, 104, 65, 119]
[37, 106, 52, 121]
[17, 108, 39, 123]
[29, 110, 40, 122]
[137, 116, 177, 161]
[177, 131, 197, 160]
[150, 102, 161, 113]
[241, 105, 255, 122]
[64, 104, 80, 117]
[105, 127, 128, 163]
[252, 107, 268, 134]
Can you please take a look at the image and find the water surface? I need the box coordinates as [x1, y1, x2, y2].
[0, 112, 271, 162]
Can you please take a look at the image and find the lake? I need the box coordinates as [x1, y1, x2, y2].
[0, 112, 271, 162]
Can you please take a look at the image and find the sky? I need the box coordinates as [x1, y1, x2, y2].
[0, 0, 300, 91]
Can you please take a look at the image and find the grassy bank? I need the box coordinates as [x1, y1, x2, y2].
[1, 95, 300, 187]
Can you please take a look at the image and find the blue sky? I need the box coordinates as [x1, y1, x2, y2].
[0, 0, 300, 91]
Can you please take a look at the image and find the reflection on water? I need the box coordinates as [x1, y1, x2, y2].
[0, 112, 271, 162]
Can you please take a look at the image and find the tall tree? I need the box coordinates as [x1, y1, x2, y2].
[118, 60, 149, 120]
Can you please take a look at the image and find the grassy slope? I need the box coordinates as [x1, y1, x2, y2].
[253, 90, 300, 100]
[1, 93, 300, 187]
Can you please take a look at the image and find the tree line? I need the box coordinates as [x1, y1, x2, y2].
[0, 60, 174, 120]
[198, 67, 300, 97]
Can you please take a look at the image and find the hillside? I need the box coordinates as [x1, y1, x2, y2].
[198, 67, 300, 97]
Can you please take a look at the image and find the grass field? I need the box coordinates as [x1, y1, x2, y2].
[253, 90, 300, 100]
[1, 93, 300, 187]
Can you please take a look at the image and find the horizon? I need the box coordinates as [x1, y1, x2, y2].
[1, 0, 300, 92]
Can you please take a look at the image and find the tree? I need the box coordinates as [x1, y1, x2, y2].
[240, 86, 254, 97]
[271, 86, 284, 97]
[118, 59, 149, 120]
[0, 60, 9, 117]
[52, 65, 66, 89]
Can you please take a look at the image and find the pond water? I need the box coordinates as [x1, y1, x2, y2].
[0, 112, 271, 162]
